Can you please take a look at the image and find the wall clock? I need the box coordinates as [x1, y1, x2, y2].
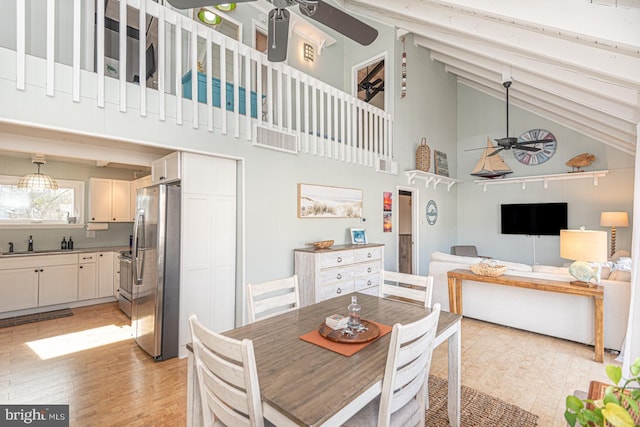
[514, 129, 557, 166]
[426, 200, 438, 225]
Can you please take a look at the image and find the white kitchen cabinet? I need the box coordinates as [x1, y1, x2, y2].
[113, 253, 121, 298]
[88, 178, 131, 222]
[130, 175, 152, 220]
[97, 252, 114, 298]
[294, 244, 384, 306]
[78, 253, 98, 300]
[151, 151, 181, 185]
[0, 268, 39, 311]
[39, 264, 80, 306]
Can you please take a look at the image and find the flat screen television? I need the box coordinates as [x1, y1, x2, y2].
[501, 203, 568, 236]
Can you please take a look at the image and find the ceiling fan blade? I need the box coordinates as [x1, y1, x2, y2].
[464, 147, 491, 152]
[299, 1, 378, 46]
[167, 0, 254, 9]
[512, 145, 540, 152]
[487, 148, 504, 157]
[514, 138, 554, 146]
[267, 8, 290, 62]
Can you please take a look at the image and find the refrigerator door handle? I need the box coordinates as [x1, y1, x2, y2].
[132, 209, 145, 285]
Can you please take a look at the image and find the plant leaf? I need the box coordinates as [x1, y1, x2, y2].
[601, 402, 635, 427]
[566, 395, 585, 411]
[607, 365, 623, 385]
[620, 393, 638, 417]
[630, 357, 640, 377]
[604, 389, 621, 405]
[564, 410, 577, 427]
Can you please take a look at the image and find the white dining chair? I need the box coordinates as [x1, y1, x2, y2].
[188, 314, 265, 427]
[246, 275, 300, 322]
[379, 270, 434, 308]
[343, 303, 442, 427]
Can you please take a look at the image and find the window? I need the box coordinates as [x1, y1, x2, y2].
[0, 176, 84, 226]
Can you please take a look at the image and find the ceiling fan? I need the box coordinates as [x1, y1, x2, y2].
[167, 0, 378, 62]
[468, 81, 553, 157]
[358, 60, 384, 102]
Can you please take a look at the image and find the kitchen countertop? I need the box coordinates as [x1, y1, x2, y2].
[0, 245, 131, 258]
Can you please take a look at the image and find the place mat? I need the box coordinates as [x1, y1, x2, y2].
[299, 321, 392, 357]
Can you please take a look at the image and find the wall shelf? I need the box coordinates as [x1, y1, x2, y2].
[405, 170, 462, 191]
[473, 170, 609, 192]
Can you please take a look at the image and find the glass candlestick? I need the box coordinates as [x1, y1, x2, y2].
[347, 296, 361, 328]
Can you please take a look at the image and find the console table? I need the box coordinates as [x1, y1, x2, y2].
[446, 269, 604, 362]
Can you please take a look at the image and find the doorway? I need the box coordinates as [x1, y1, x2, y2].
[398, 187, 417, 273]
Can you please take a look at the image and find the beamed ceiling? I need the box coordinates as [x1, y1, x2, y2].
[341, 0, 640, 155]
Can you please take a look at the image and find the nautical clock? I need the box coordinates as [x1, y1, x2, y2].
[514, 129, 557, 166]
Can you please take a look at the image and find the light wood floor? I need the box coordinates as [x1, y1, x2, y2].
[0, 302, 619, 426]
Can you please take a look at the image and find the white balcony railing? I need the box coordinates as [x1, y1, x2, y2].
[7, 0, 394, 169]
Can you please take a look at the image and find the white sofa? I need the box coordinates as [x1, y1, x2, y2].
[428, 251, 631, 351]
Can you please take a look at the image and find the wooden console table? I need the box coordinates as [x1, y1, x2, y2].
[446, 268, 604, 362]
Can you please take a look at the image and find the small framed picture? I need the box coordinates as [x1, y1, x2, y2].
[434, 150, 449, 177]
[350, 228, 368, 245]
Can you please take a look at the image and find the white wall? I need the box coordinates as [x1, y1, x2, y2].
[455, 84, 635, 265]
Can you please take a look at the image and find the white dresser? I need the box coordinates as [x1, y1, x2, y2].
[294, 244, 384, 306]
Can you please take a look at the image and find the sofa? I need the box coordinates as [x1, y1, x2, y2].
[428, 251, 631, 351]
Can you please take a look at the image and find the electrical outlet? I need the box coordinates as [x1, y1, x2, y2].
[86, 230, 96, 238]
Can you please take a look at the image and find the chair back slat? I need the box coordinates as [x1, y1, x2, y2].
[247, 275, 300, 322]
[379, 270, 434, 308]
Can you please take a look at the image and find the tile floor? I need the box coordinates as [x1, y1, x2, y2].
[430, 317, 621, 426]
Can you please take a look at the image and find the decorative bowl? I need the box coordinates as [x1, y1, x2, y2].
[307, 240, 334, 249]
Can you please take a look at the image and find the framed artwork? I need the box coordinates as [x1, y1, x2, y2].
[298, 184, 363, 218]
[383, 192, 392, 232]
[350, 228, 368, 244]
[383, 212, 392, 232]
[383, 192, 392, 212]
[434, 150, 449, 177]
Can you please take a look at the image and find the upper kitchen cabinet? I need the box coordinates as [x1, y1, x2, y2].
[88, 178, 131, 222]
[151, 152, 181, 185]
[130, 175, 152, 220]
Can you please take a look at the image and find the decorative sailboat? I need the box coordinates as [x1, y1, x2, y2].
[470, 138, 513, 178]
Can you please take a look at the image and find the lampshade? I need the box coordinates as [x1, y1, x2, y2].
[560, 229, 607, 263]
[214, 3, 236, 12]
[197, 8, 221, 25]
[17, 160, 58, 191]
[600, 212, 629, 227]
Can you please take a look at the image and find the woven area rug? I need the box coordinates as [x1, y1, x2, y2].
[0, 308, 73, 328]
[425, 375, 539, 426]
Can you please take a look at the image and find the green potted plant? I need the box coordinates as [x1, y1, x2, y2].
[565, 357, 640, 427]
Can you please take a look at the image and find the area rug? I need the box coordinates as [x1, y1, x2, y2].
[0, 308, 73, 328]
[425, 375, 539, 426]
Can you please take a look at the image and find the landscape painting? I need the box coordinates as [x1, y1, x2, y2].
[298, 184, 363, 218]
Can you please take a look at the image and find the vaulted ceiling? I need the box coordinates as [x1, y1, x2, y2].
[342, 0, 640, 155]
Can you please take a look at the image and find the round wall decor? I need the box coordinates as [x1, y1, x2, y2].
[426, 200, 438, 225]
[514, 129, 557, 165]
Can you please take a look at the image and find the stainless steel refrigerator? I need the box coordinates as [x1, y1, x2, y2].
[131, 183, 180, 360]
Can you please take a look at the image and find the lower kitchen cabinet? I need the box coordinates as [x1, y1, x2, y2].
[97, 252, 114, 298]
[0, 268, 39, 311]
[39, 264, 79, 306]
[78, 253, 98, 301]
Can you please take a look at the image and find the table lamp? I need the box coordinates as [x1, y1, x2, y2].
[560, 228, 607, 286]
[600, 211, 629, 258]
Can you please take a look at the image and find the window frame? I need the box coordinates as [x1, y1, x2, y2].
[0, 175, 85, 229]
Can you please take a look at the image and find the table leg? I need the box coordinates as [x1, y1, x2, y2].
[594, 296, 604, 363]
[447, 320, 461, 427]
[447, 275, 457, 314]
[456, 278, 463, 314]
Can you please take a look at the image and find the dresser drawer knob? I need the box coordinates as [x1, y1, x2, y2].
[337, 256, 342, 263]
[337, 273, 342, 279]
[336, 288, 342, 294]
[367, 267, 372, 273]
[367, 280, 372, 286]
[367, 253, 372, 258]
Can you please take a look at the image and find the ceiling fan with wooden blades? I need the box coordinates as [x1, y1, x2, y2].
[167, 0, 378, 62]
[466, 80, 553, 157]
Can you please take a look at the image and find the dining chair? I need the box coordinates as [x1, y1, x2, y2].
[246, 275, 300, 322]
[343, 303, 442, 427]
[188, 314, 265, 427]
[379, 270, 434, 308]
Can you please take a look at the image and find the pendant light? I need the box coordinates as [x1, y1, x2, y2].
[18, 154, 59, 190]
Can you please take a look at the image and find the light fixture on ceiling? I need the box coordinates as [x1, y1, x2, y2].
[303, 43, 314, 62]
[214, 3, 236, 12]
[18, 154, 59, 191]
[197, 8, 221, 25]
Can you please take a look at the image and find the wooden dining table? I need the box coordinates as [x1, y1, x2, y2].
[186, 293, 462, 427]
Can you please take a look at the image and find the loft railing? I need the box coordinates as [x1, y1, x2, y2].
[7, 0, 394, 168]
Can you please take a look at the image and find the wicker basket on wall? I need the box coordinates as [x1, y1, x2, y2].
[416, 137, 431, 172]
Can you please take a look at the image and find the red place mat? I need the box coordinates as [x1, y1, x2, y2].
[299, 321, 392, 357]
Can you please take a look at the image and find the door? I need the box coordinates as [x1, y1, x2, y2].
[398, 188, 417, 274]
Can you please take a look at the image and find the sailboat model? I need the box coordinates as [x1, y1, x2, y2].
[470, 138, 513, 178]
